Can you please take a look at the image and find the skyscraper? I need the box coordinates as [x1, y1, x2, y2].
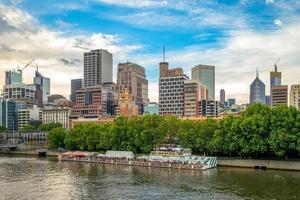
[34, 70, 50, 105]
[270, 63, 282, 104]
[71, 86, 112, 118]
[159, 62, 188, 117]
[290, 84, 300, 110]
[0, 98, 26, 133]
[70, 79, 82, 102]
[83, 49, 112, 87]
[270, 64, 282, 89]
[117, 62, 148, 114]
[220, 89, 225, 104]
[184, 80, 208, 117]
[5, 71, 22, 85]
[192, 65, 215, 100]
[250, 71, 266, 104]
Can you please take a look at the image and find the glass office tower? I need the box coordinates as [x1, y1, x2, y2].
[192, 65, 215, 100]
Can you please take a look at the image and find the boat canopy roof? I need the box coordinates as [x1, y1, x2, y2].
[104, 151, 135, 159]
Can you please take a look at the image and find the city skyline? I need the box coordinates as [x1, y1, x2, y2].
[1, 0, 300, 104]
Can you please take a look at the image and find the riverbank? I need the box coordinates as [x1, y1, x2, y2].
[1, 150, 299, 171]
[218, 158, 300, 171]
[0, 150, 58, 157]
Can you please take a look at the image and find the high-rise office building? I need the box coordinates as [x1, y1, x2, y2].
[250, 72, 266, 104]
[34, 70, 50, 105]
[83, 49, 112, 87]
[0, 98, 26, 133]
[271, 85, 288, 107]
[3, 83, 36, 104]
[290, 84, 300, 110]
[192, 65, 215, 100]
[184, 80, 208, 117]
[159, 71, 188, 117]
[70, 79, 82, 102]
[270, 64, 282, 104]
[71, 86, 116, 118]
[5, 71, 22, 85]
[270, 64, 282, 89]
[117, 62, 148, 114]
[220, 89, 225, 104]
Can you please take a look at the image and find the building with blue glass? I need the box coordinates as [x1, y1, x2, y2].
[0, 98, 26, 133]
[250, 72, 266, 104]
[192, 65, 215, 100]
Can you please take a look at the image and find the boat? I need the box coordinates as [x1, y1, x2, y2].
[58, 148, 217, 170]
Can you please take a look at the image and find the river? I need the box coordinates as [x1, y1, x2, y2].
[0, 155, 299, 200]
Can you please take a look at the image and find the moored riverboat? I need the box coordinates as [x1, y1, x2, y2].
[58, 148, 217, 170]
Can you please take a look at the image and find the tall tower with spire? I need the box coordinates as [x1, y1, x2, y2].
[270, 62, 282, 88]
[250, 70, 266, 104]
[159, 46, 169, 78]
[270, 60, 282, 104]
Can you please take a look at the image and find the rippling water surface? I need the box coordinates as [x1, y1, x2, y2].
[0, 155, 299, 200]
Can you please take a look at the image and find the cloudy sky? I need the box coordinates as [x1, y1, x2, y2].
[0, 0, 300, 103]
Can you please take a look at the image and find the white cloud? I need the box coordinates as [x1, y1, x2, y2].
[96, 0, 247, 30]
[0, 3, 141, 98]
[266, 0, 274, 4]
[1, 1, 300, 104]
[10, 0, 22, 5]
[55, 20, 74, 29]
[131, 22, 300, 103]
[274, 19, 283, 27]
[95, 0, 168, 8]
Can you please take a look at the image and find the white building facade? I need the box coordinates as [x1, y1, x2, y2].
[42, 107, 71, 130]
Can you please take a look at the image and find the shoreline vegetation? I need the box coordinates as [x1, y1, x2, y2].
[17, 104, 300, 160]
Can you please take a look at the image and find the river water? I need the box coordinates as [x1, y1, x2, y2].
[0, 156, 299, 200]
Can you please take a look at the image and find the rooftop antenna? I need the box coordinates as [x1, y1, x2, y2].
[256, 68, 259, 78]
[163, 46, 165, 62]
[274, 58, 280, 71]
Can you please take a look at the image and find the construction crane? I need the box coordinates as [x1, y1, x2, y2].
[17, 58, 35, 76]
[274, 58, 280, 71]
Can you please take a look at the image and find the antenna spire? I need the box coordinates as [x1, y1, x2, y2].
[274, 58, 280, 72]
[163, 46, 165, 62]
[256, 68, 259, 78]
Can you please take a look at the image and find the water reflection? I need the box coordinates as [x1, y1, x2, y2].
[0, 156, 299, 200]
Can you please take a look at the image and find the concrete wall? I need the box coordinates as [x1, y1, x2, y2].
[218, 158, 300, 171]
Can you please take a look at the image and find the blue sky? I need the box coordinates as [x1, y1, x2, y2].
[0, 0, 300, 103]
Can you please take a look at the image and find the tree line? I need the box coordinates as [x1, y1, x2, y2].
[46, 104, 300, 159]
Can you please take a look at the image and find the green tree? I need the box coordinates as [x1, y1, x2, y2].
[19, 124, 36, 133]
[269, 106, 300, 158]
[0, 125, 7, 133]
[212, 115, 241, 156]
[39, 123, 62, 131]
[47, 127, 66, 148]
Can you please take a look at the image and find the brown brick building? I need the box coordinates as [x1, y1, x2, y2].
[117, 62, 148, 114]
[71, 86, 116, 118]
